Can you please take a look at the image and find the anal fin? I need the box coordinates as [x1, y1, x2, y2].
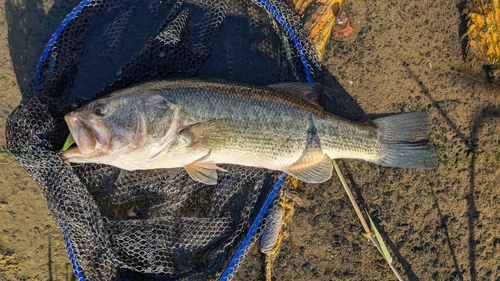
[285, 116, 333, 183]
[286, 153, 332, 183]
[184, 153, 227, 185]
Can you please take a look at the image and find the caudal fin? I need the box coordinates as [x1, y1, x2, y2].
[371, 111, 438, 169]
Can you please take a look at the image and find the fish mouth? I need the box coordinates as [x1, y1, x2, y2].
[62, 112, 111, 158]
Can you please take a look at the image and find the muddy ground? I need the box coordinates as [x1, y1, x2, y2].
[0, 0, 499, 280]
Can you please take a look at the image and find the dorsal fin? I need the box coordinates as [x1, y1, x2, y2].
[267, 82, 322, 105]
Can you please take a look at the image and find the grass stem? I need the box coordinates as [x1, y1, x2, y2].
[332, 160, 404, 281]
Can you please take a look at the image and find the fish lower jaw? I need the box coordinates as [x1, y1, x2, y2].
[61, 147, 109, 164]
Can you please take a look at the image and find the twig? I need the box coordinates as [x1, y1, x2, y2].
[332, 160, 370, 233]
[332, 160, 404, 281]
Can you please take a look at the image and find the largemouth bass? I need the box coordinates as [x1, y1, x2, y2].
[62, 78, 437, 185]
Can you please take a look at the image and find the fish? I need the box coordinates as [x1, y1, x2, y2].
[62, 78, 438, 185]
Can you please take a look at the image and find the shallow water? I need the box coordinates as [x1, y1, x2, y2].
[1, 1, 499, 280]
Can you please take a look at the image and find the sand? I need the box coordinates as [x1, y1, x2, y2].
[1, 0, 499, 280]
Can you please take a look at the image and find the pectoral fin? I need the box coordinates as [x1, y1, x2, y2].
[180, 119, 235, 149]
[286, 153, 332, 183]
[184, 154, 227, 185]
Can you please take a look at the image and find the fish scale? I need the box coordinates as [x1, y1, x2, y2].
[152, 80, 317, 166]
[148, 79, 379, 164]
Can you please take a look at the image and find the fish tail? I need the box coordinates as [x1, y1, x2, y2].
[370, 111, 438, 168]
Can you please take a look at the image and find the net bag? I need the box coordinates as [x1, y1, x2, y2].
[6, 0, 322, 280]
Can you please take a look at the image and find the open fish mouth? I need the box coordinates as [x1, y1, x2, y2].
[63, 112, 111, 157]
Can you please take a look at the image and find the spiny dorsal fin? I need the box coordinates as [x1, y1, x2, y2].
[184, 152, 227, 185]
[267, 82, 322, 105]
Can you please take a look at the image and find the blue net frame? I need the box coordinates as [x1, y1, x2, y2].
[15, 0, 321, 279]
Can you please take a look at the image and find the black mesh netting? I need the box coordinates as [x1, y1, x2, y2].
[6, 0, 321, 280]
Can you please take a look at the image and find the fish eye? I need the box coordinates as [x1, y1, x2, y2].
[93, 104, 106, 116]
